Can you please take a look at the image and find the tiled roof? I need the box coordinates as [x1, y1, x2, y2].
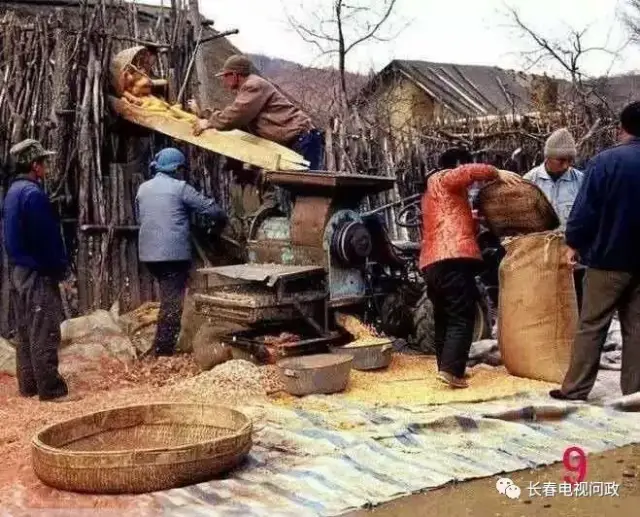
[359, 59, 536, 117]
[359, 59, 640, 118]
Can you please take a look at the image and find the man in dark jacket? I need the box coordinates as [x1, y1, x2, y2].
[2, 139, 69, 401]
[551, 101, 640, 401]
[136, 147, 227, 357]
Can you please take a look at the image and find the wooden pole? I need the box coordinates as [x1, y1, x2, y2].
[187, 0, 212, 108]
[50, 9, 72, 183]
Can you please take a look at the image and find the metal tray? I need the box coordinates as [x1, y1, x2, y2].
[221, 326, 342, 364]
[330, 339, 394, 371]
[277, 354, 353, 396]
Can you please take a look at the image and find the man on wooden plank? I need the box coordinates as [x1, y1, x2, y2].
[136, 147, 227, 357]
[189, 54, 324, 244]
[190, 54, 324, 171]
[3, 139, 69, 402]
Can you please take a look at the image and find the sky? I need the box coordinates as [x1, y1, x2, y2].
[137, 0, 640, 78]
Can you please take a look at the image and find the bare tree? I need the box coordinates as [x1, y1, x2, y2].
[509, 8, 619, 85]
[506, 6, 622, 140]
[285, 0, 402, 109]
[623, 0, 640, 43]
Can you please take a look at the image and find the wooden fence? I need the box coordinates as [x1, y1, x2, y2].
[0, 1, 230, 336]
[0, 1, 619, 337]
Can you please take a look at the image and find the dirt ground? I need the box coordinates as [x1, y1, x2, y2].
[347, 445, 640, 517]
[0, 357, 198, 514]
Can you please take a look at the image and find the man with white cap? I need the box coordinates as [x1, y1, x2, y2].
[524, 128, 585, 308]
[2, 139, 69, 402]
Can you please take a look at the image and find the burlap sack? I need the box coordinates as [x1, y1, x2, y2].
[176, 290, 203, 353]
[192, 322, 233, 371]
[498, 231, 578, 383]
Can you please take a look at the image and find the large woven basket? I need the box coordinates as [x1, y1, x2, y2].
[477, 180, 560, 237]
[32, 403, 252, 494]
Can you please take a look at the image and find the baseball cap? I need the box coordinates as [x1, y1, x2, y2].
[9, 139, 56, 166]
[215, 55, 253, 77]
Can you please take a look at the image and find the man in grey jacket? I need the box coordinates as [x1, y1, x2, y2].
[523, 128, 584, 230]
[136, 147, 226, 356]
[524, 128, 585, 310]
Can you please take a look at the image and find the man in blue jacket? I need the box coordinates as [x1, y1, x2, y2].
[3, 139, 69, 401]
[136, 148, 227, 357]
[551, 101, 640, 401]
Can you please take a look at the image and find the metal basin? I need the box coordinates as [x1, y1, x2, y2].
[330, 340, 393, 371]
[277, 354, 352, 396]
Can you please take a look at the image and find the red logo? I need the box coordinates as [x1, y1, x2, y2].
[563, 446, 587, 484]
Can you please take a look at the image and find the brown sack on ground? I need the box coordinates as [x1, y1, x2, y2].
[498, 231, 578, 383]
[192, 322, 235, 371]
[118, 302, 160, 356]
[176, 289, 204, 354]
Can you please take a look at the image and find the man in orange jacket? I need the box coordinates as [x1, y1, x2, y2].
[420, 164, 522, 388]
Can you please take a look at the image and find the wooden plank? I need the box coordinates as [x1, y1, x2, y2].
[140, 261, 154, 304]
[265, 170, 396, 193]
[111, 166, 122, 310]
[109, 96, 309, 171]
[127, 162, 143, 309]
[187, 0, 212, 108]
